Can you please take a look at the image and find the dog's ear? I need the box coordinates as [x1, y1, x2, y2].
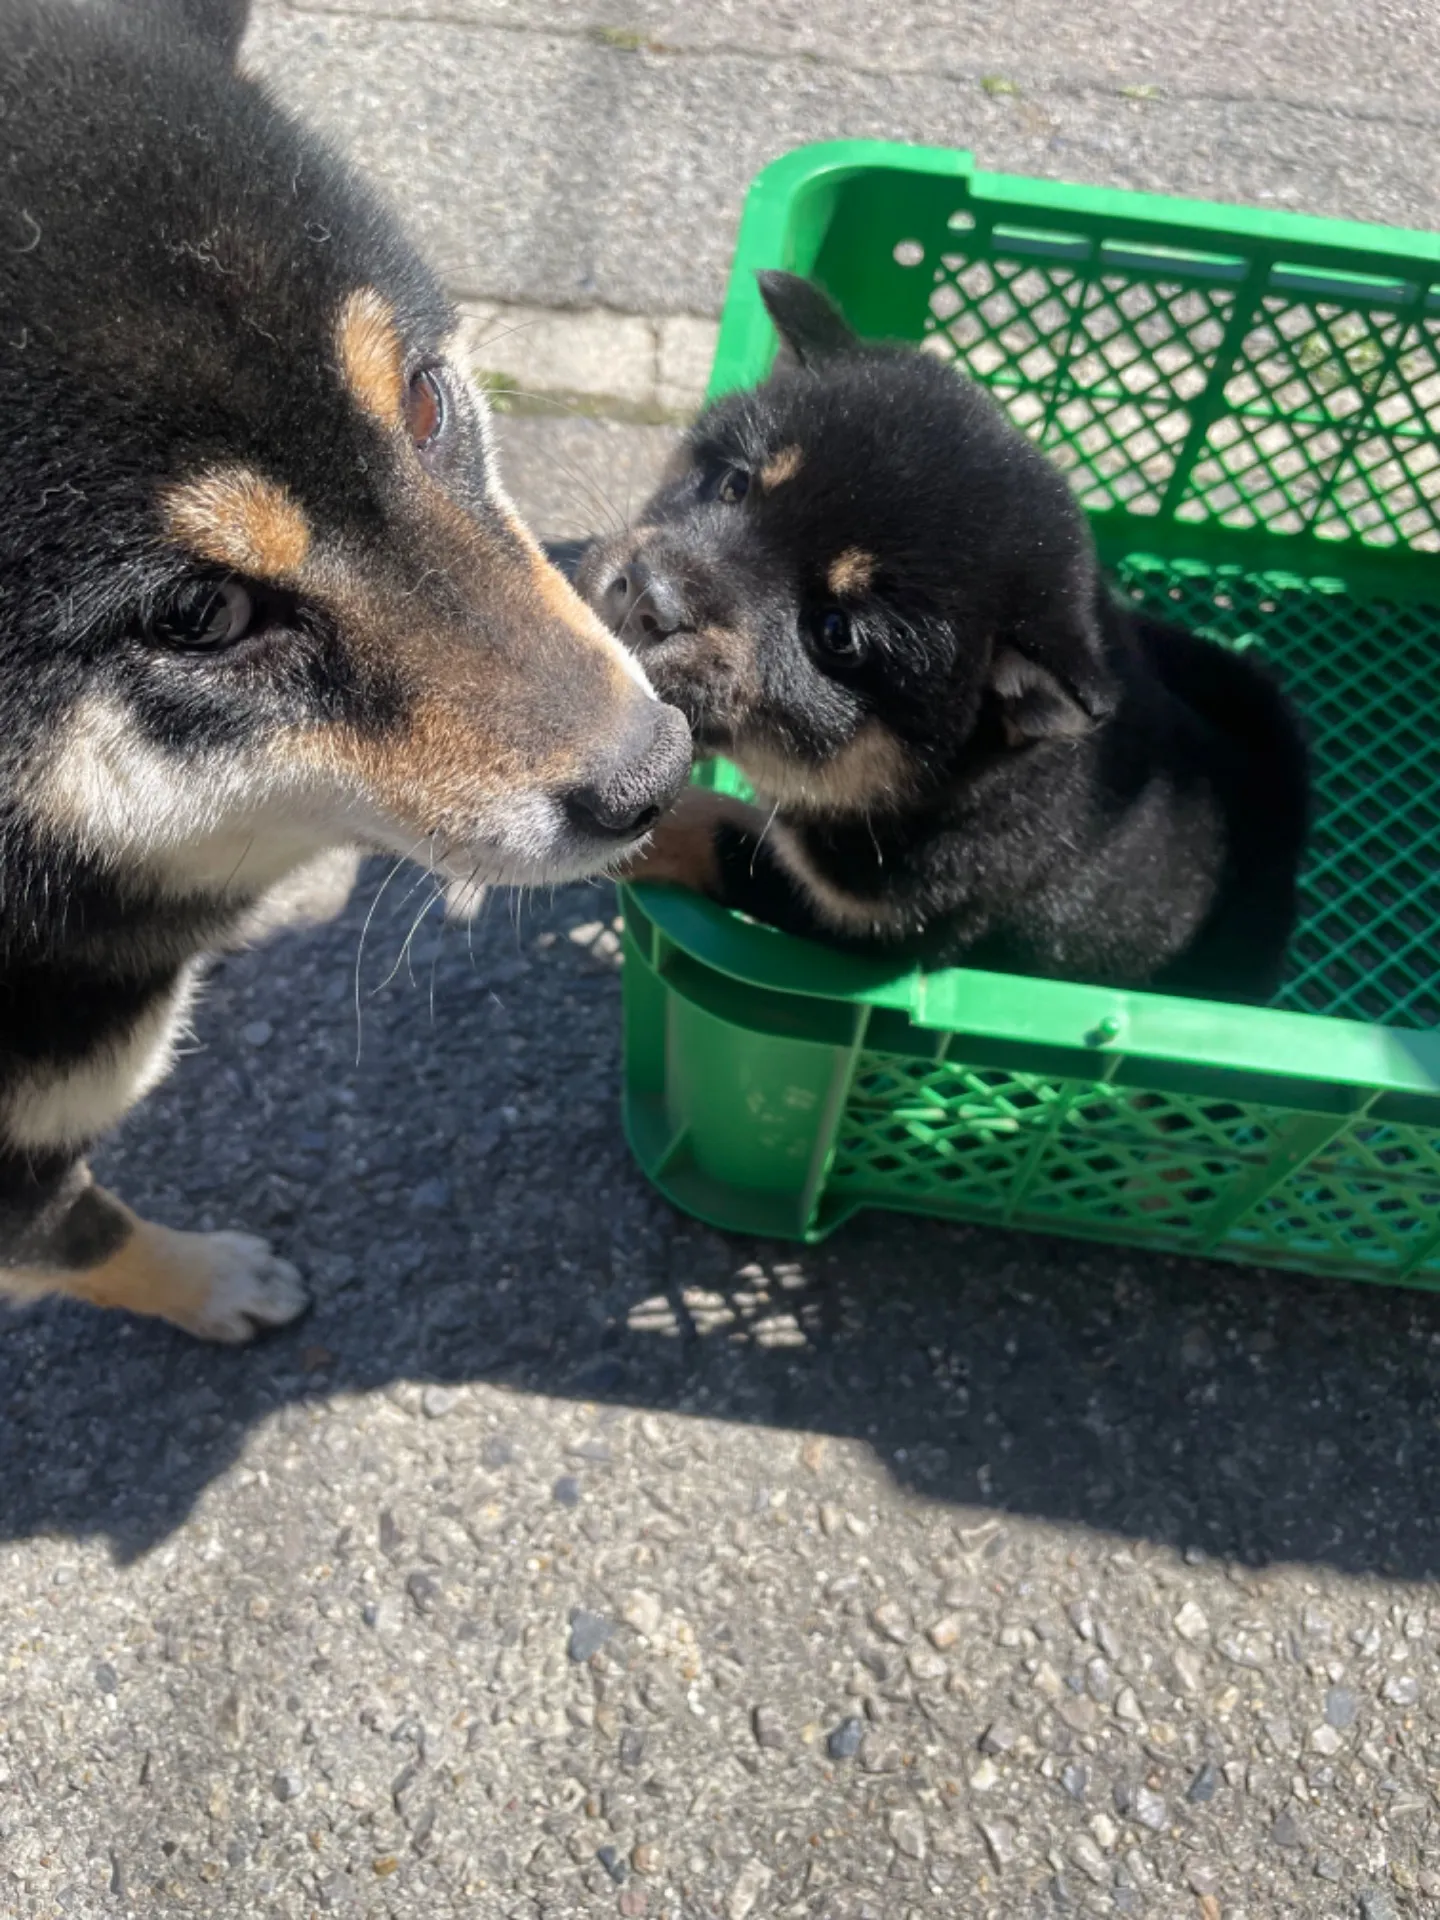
[757, 271, 858, 369]
[988, 642, 1114, 746]
[131, 0, 250, 64]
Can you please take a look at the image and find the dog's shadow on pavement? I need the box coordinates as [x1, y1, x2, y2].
[3, 872, 1439, 1575]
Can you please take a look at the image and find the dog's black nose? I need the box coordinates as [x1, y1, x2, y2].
[604, 559, 687, 640]
[564, 702, 692, 841]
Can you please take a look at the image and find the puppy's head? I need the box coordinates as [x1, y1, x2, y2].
[576, 271, 1114, 817]
[0, 0, 689, 914]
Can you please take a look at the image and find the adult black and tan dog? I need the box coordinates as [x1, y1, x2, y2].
[0, 0, 690, 1338]
[574, 273, 1310, 1001]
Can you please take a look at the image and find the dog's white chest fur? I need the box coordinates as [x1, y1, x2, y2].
[5, 969, 198, 1152]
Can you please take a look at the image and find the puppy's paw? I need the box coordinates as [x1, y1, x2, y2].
[167, 1230, 309, 1344]
[619, 787, 769, 893]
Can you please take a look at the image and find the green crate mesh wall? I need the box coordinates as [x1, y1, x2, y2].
[822, 210, 1440, 1259]
[828, 1057, 1440, 1282]
[924, 212, 1440, 544]
[1114, 560, 1440, 1030]
[916, 216, 1440, 1031]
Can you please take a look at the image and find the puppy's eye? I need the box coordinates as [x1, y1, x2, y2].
[405, 366, 447, 451]
[812, 606, 867, 667]
[716, 466, 750, 505]
[147, 580, 255, 652]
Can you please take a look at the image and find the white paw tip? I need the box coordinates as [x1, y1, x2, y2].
[193, 1232, 309, 1343]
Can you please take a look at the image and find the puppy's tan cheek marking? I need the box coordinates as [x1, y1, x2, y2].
[163, 470, 311, 577]
[759, 445, 804, 491]
[735, 720, 915, 815]
[719, 628, 763, 700]
[671, 625, 762, 712]
[825, 721, 913, 807]
[337, 286, 405, 429]
[827, 548, 876, 597]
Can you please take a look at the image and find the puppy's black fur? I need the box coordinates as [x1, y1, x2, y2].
[574, 273, 1310, 1000]
[0, 0, 689, 1340]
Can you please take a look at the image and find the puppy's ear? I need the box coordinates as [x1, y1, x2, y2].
[757, 271, 858, 369]
[988, 644, 1111, 746]
[131, 0, 250, 64]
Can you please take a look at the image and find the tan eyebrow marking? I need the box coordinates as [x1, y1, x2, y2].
[759, 445, 804, 490]
[827, 548, 876, 597]
[337, 286, 405, 428]
[162, 468, 311, 578]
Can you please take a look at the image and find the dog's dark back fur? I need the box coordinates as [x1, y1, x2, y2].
[169, 0, 250, 59]
[576, 272, 1310, 1000]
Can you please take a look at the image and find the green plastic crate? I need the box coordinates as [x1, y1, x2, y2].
[618, 140, 1440, 1285]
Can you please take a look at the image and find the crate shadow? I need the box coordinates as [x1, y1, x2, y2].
[2, 874, 1437, 1575]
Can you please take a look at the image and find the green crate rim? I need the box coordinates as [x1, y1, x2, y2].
[710, 141, 1440, 605]
[620, 880, 1440, 1105]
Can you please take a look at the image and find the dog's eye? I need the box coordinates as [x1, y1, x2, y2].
[812, 606, 867, 667]
[147, 580, 255, 652]
[716, 466, 750, 505]
[405, 366, 447, 451]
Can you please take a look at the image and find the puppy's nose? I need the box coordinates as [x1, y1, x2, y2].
[604, 559, 687, 640]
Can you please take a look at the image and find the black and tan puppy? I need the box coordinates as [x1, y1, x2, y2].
[574, 272, 1309, 1000]
[0, 0, 691, 1339]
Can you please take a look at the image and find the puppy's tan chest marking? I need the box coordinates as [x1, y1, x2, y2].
[734, 722, 914, 816]
[163, 468, 311, 578]
[4, 970, 197, 1152]
[766, 823, 909, 936]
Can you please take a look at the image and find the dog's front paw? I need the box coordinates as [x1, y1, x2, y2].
[9, 1185, 312, 1343]
[172, 1231, 309, 1344]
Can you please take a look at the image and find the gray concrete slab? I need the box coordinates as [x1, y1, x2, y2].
[492, 412, 674, 539]
[278, 0, 1440, 121]
[245, 3, 1440, 319]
